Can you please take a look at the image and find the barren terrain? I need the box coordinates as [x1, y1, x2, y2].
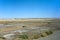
[0, 18, 60, 33]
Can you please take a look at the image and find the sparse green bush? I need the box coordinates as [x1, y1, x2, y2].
[40, 33, 47, 37]
[0, 37, 5, 40]
[33, 34, 40, 39]
[18, 34, 28, 39]
[45, 30, 53, 35]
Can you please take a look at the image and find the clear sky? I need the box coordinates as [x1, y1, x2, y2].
[0, 0, 60, 18]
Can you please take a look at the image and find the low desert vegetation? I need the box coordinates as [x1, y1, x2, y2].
[13, 30, 53, 40]
[0, 30, 53, 40]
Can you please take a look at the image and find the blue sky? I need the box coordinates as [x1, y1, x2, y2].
[0, 0, 60, 18]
